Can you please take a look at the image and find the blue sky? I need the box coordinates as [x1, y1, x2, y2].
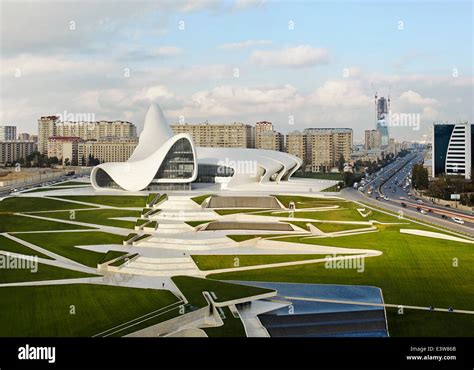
[1, 0, 472, 141]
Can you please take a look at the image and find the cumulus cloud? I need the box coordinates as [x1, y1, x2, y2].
[220, 40, 272, 50]
[249, 45, 330, 68]
[398, 90, 437, 106]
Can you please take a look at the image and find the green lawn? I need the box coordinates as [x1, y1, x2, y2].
[191, 194, 212, 205]
[185, 220, 215, 227]
[55, 195, 147, 208]
[210, 226, 474, 312]
[99, 250, 129, 264]
[0, 197, 96, 212]
[386, 308, 474, 337]
[0, 258, 98, 284]
[214, 209, 269, 215]
[14, 231, 125, 268]
[0, 214, 93, 233]
[288, 221, 369, 233]
[30, 209, 141, 229]
[0, 235, 52, 259]
[227, 234, 294, 242]
[52, 181, 90, 187]
[203, 306, 246, 337]
[292, 172, 344, 180]
[171, 276, 274, 307]
[191, 254, 342, 271]
[257, 203, 400, 223]
[275, 195, 347, 208]
[321, 184, 340, 192]
[0, 284, 179, 336]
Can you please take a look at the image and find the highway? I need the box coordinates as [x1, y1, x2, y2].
[342, 151, 474, 237]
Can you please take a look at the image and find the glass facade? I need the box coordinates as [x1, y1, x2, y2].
[153, 138, 195, 180]
[94, 168, 123, 190]
[434, 124, 454, 176]
[195, 164, 234, 183]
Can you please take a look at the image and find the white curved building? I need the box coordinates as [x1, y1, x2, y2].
[91, 104, 302, 191]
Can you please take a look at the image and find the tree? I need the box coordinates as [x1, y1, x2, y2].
[412, 164, 429, 190]
[337, 154, 345, 172]
[343, 171, 355, 187]
[64, 158, 71, 166]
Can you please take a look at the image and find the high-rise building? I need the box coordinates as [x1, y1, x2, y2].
[38, 117, 136, 156]
[48, 136, 139, 166]
[170, 122, 254, 148]
[78, 138, 139, 165]
[365, 129, 381, 150]
[256, 130, 284, 151]
[255, 121, 273, 135]
[285, 130, 307, 166]
[375, 95, 390, 147]
[432, 122, 472, 180]
[0, 141, 37, 165]
[0, 125, 17, 141]
[38, 116, 60, 155]
[304, 128, 353, 172]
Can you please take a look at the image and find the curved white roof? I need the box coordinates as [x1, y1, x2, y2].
[91, 103, 301, 191]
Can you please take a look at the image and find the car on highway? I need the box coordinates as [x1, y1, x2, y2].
[416, 199, 423, 204]
[451, 217, 464, 224]
[420, 209, 427, 214]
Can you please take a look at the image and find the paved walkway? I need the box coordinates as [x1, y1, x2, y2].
[282, 296, 474, 315]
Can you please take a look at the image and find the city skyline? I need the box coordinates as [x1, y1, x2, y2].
[1, 0, 472, 141]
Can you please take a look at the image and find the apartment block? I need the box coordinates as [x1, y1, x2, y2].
[364, 129, 381, 150]
[304, 128, 353, 172]
[0, 126, 17, 141]
[38, 116, 136, 156]
[0, 140, 37, 165]
[170, 122, 254, 148]
[285, 130, 307, 165]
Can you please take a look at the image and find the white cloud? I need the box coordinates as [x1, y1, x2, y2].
[249, 45, 330, 68]
[308, 80, 372, 107]
[220, 39, 272, 50]
[398, 90, 437, 106]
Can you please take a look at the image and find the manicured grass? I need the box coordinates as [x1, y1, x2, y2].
[55, 195, 147, 208]
[386, 308, 474, 337]
[214, 209, 269, 215]
[14, 231, 125, 268]
[185, 220, 215, 227]
[204, 306, 246, 337]
[227, 234, 293, 242]
[210, 226, 474, 313]
[30, 209, 141, 229]
[0, 258, 99, 284]
[0, 214, 92, 233]
[0, 235, 52, 259]
[133, 234, 151, 243]
[287, 221, 369, 233]
[293, 172, 344, 180]
[0, 284, 179, 336]
[191, 194, 212, 205]
[146, 193, 159, 205]
[135, 219, 148, 226]
[275, 195, 346, 208]
[109, 253, 138, 267]
[171, 276, 274, 308]
[321, 184, 340, 192]
[257, 203, 400, 223]
[52, 181, 90, 187]
[191, 254, 342, 271]
[0, 197, 96, 212]
[99, 250, 128, 264]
